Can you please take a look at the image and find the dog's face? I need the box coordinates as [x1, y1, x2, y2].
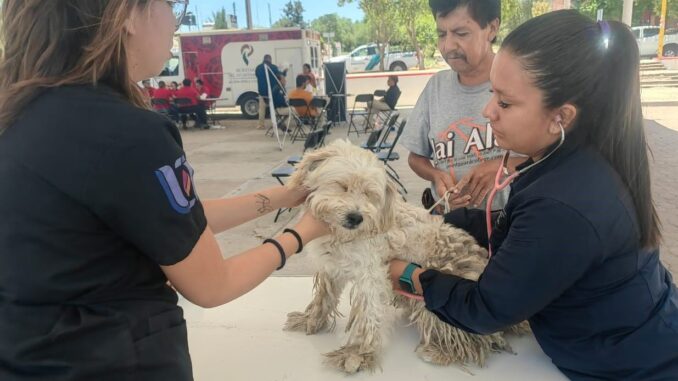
[288, 140, 398, 239]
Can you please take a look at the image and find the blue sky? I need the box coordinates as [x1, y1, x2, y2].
[187, 0, 364, 29]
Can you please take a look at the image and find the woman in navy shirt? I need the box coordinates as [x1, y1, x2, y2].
[390, 10, 678, 380]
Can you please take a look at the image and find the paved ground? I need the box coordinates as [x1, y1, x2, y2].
[183, 105, 678, 276]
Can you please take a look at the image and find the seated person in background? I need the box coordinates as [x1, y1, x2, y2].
[151, 81, 173, 113]
[272, 73, 289, 111]
[141, 79, 155, 99]
[302, 64, 317, 93]
[172, 78, 209, 129]
[368, 75, 401, 116]
[195, 79, 214, 109]
[169, 81, 179, 94]
[288, 75, 319, 118]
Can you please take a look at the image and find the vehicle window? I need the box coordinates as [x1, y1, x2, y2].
[159, 57, 179, 77]
[352, 48, 368, 57]
[367, 46, 378, 55]
[644, 28, 659, 38]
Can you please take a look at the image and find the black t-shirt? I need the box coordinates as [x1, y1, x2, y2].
[0, 85, 207, 380]
[384, 85, 401, 110]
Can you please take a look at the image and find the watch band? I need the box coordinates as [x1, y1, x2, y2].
[398, 262, 422, 294]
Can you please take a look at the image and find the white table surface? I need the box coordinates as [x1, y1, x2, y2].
[180, 277, 567, 381]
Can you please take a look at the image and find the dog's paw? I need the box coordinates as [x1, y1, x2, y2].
[284, 311, 328, 335]
[323, 345, 378, 374]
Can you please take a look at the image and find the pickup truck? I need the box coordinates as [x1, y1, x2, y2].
[632, 26, 678, 57]
[328, 44, 419, 73]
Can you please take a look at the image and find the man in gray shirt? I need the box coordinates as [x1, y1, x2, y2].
[401, 0, 522, 212]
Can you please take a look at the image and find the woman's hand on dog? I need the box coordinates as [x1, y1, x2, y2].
[388, 260, 424, 295]
[281, 185, 310, 208]
[293, 211, 330, 244]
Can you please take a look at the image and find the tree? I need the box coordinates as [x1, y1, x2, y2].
[531, 0, 551, 17]
[338, 0, 399, 71]
[210, 7, 230, 30]
[273, 0, 306, 28]
[309, 13, 369, 53]
[395, 0, 429, 69]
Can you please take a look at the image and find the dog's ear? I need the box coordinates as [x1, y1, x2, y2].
[287, 146, 337, 189]
[379, 177, 399, 231]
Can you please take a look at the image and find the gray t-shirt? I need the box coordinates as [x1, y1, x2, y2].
[401, 69, 509, 210]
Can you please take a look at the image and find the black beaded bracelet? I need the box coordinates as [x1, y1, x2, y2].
[263, 238, 286, 270]
[283, 228, 303, 254]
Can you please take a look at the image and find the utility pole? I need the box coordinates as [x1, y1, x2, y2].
[268, 3, 273, 27]
[658, 0, 668, 58]
[245, 0, 253, 30]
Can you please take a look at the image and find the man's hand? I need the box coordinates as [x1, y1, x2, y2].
[431, 171, 471, 212]
[454, 160, 501, 208]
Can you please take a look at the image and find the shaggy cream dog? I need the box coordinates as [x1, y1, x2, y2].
[284, 140, 527, 374]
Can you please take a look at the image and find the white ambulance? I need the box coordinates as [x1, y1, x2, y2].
[155, 27, 323, 118]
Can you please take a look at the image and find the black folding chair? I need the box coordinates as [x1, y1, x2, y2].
[347, 94, 374, 136]
[287, 98, 314, 143]
[309, 97, 328, 130]
[361, 112, 399, 152]
[376, 120, 408, 194]
[173, 97, 194, 129]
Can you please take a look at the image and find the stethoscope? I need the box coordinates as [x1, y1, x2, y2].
[485, 121, 566, 258]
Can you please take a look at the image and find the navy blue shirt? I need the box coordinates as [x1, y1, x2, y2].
[426, 140, 678, 380]
[255, 62, 283, 97]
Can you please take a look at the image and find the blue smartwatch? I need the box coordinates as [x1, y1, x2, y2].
[398, 262, 422, 294]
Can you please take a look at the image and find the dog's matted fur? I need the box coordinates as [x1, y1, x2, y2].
[284, 140, 528, 374]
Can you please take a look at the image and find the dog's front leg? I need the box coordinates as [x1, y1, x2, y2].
[323, 276, 390, 374]
[284, 271, 345, 335]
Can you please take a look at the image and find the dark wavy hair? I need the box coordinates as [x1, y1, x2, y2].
[502, 10, 661, 248]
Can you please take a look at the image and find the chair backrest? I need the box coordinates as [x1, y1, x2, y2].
[377, 112, 400, 145]
[350, 93, 371, 113]
[310, 97, 327, 109]
[373, 90, 386, 97]
[288, 98, 309, 107]
[151, 98, 169, 106]
[303, 122, 331, 151]
[364, 113, 399, 150]
[384, 120, 407, 156]
[174, 97, 192, 107]
[354, 94, 374, 103]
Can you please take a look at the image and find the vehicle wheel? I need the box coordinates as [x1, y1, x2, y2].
[389, 62, 407, 71]
[663, 44, 677, 58]
[240, 94, 259, 119]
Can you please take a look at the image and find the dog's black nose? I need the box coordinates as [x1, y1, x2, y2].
[345, 212, 363, 228]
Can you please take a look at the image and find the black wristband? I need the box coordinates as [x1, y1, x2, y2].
[283, 228, 303, 253]
[264, 238, 286, 270]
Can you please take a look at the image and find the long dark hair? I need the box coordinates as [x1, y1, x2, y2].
[502, 10, 661, 248]
[0, 0, 150, 133]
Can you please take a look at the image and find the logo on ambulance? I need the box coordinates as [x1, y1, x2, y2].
[241, 44, 254, 65]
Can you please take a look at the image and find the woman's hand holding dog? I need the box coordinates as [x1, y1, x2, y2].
[388, 259, 424, 296]
[293, 211, 331, 246]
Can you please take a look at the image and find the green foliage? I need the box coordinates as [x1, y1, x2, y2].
[211, 7, 230, 30]
[273, 0, 306, 28]
[309, 13, 369, 52]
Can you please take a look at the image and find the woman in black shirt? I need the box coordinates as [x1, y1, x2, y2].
[0, 1, 327, 380]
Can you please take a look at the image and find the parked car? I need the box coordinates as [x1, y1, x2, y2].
[632, 26, 678, 57]
[328, 44, 418, 73]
